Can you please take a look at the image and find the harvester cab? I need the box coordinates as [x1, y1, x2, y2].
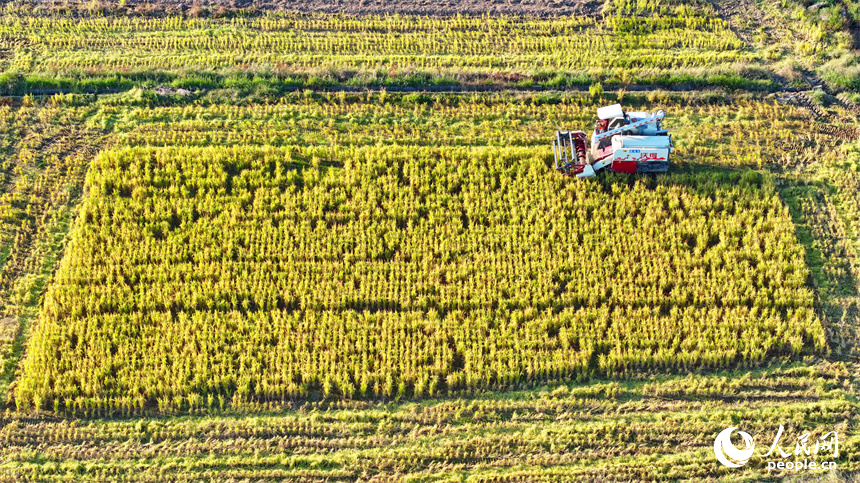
[553, 104, 673, 179]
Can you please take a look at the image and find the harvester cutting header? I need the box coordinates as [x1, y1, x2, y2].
[552, 104, 673, 179]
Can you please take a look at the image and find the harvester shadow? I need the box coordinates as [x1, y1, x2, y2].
[774, 175, 860, 362]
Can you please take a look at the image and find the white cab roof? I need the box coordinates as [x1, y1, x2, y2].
[597, 104, 625, 120]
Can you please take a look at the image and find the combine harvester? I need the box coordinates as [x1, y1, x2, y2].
[552, 104, 673, 179]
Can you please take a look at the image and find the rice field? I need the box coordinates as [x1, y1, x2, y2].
[0, 1, 858, 481]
